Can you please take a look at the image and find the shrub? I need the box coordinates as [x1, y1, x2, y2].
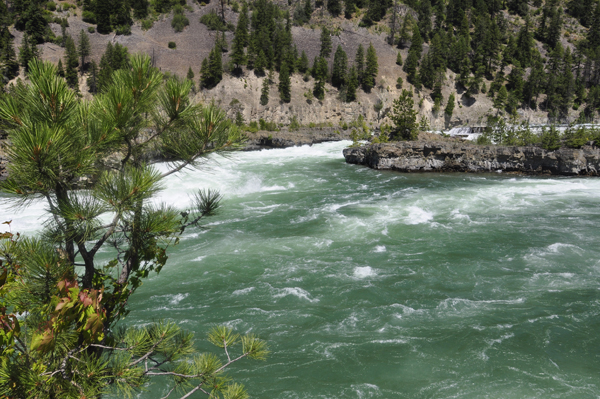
[47, 1, 56, 11]
[200, 11, 226, 31]
[82, 10, 96, 23]
[289, 115, 301, 131]
[231, 1, 239, 12]
[168, 41, 177, 49]
[172, 14, 189, 32]
[540, 126, 561, 151]
[115, 24, 131, 35]
[141, 19, 154, 30]
[88, 26, 95, 33]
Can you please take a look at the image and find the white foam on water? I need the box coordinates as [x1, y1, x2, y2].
[373, 245, 386, 253]
[404, 206, 434, 225]
[354, 266, 376, 279]
[273, 287, 319, 303]
[232, 287, 255, 296]
[192, 255, 206, 262]
[150, 293, 189, 306]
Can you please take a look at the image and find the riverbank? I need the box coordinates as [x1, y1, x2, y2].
[343, 140, 600, 176]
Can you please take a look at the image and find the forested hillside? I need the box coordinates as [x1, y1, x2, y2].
[3, 0, 600, 128]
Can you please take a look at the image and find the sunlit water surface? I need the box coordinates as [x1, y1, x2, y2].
[2, 141, 600, 398]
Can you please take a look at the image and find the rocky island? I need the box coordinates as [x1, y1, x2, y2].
[343, 140, 600, 176]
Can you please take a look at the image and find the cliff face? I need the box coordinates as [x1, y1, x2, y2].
[343, 142, 600, 176]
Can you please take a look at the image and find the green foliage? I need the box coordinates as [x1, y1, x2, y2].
[540, 126, 561, 150]
[278, 62, 291, 103]
[260, 77, 269, 105]
[390, 89, 419, 141]
[363, 42, 378, 92]
[319, 27, 332, 59]
[172, 11, 190, 32]
[313, 57, 328, 101]
[0, 57, 261, 397]
[445, 93, 456, 118]
[332, 45, 348, 88]
[289, 115, 301, 131]
[200, 11, 228, 31]
[168, 41, 177, 49]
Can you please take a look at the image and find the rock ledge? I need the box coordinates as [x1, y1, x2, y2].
[343, 142, 600, 176]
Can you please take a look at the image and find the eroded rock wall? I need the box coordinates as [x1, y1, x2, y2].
[343, 142, 600, 176]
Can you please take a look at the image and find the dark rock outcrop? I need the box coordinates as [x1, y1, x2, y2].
[244, 129, 351, 150]
[343, 142, 600, 176]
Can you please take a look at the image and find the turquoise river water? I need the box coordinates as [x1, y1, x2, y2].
[2, 141, 600, 398]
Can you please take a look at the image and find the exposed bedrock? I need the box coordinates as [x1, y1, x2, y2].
[343, 142, 600, 176]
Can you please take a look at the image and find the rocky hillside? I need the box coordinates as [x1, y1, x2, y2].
[7, 0, 600, 130]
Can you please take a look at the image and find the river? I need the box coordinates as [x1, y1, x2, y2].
[2, 141, 600, 398]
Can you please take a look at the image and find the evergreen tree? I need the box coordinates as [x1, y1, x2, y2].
[305, 0, 313, 19]
[278, 62, 291, 102]
[187, 66, 195, 81]
[64, 35, 79, 89]
[332, 45, 348, 88]
[298, 51, 309, 73]
[344, 0, 355, 19]
[87, 60, 98, 93]
[237, 3, 250, 47]
[494, 85, 508, 111]
[231, 21, 247, 69]
[390, 89, 418, 140]
[95, 0, 112, 34]
[313, 56, 328, 100]
[57, 59, 65, 77]
[200, 57, 209, 88]
[515, 15, 534, 68]
[320, 27, 332, 59]
[328, 0, 343, 16]
[132, 0, 149, 19]
[254, 49, 267, 76]
[363, 43, 378, 91]
[355, 44, 365, 84]
[260, 76, 269, 105]
[78, 30, 91, 73]
[19, 33, 39, 74]
[0, 28, 19, 80]
[346, 65, 358, 102]
[396, 52, 402, 66]
[417, 0, 432, 42]
[398, 14, 413, 49]
[445, 93, 456, 118]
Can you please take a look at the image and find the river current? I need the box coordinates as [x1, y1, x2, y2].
[2, 141, 600, 398]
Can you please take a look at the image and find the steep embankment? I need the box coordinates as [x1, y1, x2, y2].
[344, 141, 600, 176]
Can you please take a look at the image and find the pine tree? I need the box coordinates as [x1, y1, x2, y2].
[64, 35, 79, 89]
[494, 85, 508, 111]
[132, 0, 149, 19]
[396, 52, 402, 66]
[254, 49, 267, 76]
[398, 14, 413, 48]
[19, 33, 39, 74]
[390, 89, 419, 140]
[278, 62, 291, 102]
[298, 51, 309, 73]
[260, 76, 269, 105]
[78, 30, 91, 73]
[57, 59, 65, 77]
[355, 44, 365, 84]
[95, 0, 112, 34]
[0, 28, 19, 80]
[237, 3, 250, 47]
[231, 20, 247, 69]
[304, 0, 313, 20]
[344, 0, 355, 19]
[346, 65, 358, 102]
[363, 43, 378, 91]
[187, 66, 195, 81]
[313, 56, 328, 100]
[87, 60, 98, 93]
[327, 0, 342, 16]
[200, 57, 209, 88]
[332, 45, 348, 88]
[515, 15, 534, 68]
[320, 27, 332, 59]
[417, 0, 432, 42]
[445, 93, 456, 118]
